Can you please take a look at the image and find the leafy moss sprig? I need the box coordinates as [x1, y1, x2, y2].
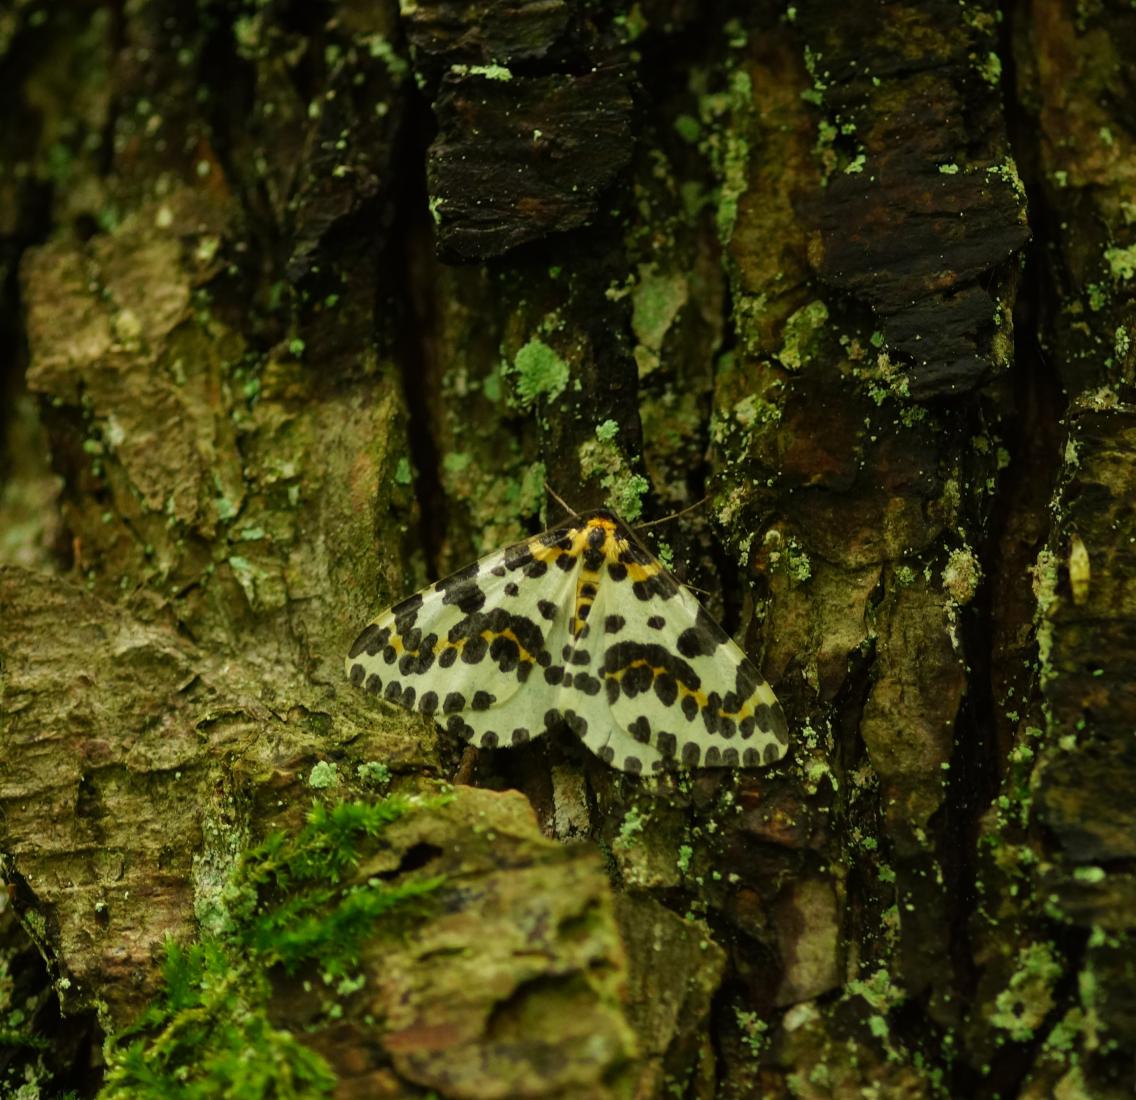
[100, 794, 448, 1099]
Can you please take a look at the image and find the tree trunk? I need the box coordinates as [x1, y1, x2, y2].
[1, 0, 1133, 1096]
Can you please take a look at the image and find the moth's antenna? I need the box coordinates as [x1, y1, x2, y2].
[544, 482, 577, 519]
[635, 495, 710, 530]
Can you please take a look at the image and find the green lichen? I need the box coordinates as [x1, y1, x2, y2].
[511, 338, 570, 407]
[594, 419, 619, 443]
[577, 438, 649, 522]
[977, 51, 1002, 86]
[442, 451, 472, 474]
[100, 797, 447, 1099]
[694, 53, 754, 246]
[777, 300, 830, 371]
[355, 761, 391, 788]
[360, 34, 409, 78]
[449, 62, 513, 81]
[308, 761, 339, 789]
[1104, 244, 1136, 281]
[989, 941, 1063, 1042]
[394, 457, 413, 486]
[631, 263, 688, 377]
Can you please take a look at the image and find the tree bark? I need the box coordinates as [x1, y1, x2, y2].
[1, 0, 1133, 1097]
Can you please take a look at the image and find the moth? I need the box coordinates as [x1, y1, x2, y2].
[346, 509, 788, 774]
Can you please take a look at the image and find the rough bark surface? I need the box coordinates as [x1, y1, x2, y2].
[1, 1, 1133, 1098]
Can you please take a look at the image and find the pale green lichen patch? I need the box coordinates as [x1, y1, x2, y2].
[942, 546, 981, 605]
[511, 338, 570, 407]
[578, 437, 649, 522]
[308, 760, 339, 789]
[631, 262, 689, 377]
[1104, 244, 1136, 281]
[448, 62, 512, 81]
[989, 941, 1063, 1042]
[777, 300, 830, 371]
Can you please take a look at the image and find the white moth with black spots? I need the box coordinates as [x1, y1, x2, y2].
[345, 509, 789, 775]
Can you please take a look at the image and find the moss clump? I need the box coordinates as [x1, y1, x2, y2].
[100, 796, 446, 1099]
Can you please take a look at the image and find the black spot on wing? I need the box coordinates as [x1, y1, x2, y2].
[420, 691, 439, 714]
[504, 543, 535, 571]
[769, 702, 789, 744]
[618, 543, 652, 565]
[563, 710, 588, 739]
[654, 673, 677, 707]
[632, 572, 678, 601]
[656, 731, 677, 758]
[389, 591, 423, 619]
[628, 716, 651, 743]
[446, 714, 475, 741]
[348, 624, 390, 659]
[604, 615, 625, 634]
[471, 690, 495, 710]
[608, 562, 628, 582]
[676, 605, 729, 657]
[603, 641, 701, 700]
[349, 663, 365, 686]
[537, 599, 558, 620]
[505, 581, 520, 597]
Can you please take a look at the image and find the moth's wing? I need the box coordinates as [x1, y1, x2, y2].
[345, 531, 577, 750]
[561, 540, 789, 774]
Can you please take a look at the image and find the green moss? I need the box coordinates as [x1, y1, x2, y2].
[394, 457, 413, 486]
[100, 797, 446, 1099]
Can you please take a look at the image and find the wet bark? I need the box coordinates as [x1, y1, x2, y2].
[1, 1, 1134, 1097]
